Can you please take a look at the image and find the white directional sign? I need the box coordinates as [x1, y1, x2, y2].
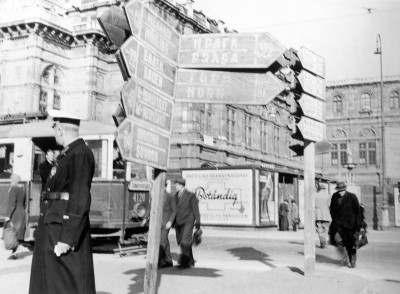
[297, 70, 326, 100]
[298, 47, 325, 78]
[179, 33, 286, 68]
[124, 0, 180, 63]
[116, 118, 170, 170]
[298, 94, 325, 122]
[175, 69, 286, 104]
[298, 117, 326, 142]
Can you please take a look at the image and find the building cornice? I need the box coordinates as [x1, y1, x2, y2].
[0, 20, 115, 52]
[327, 75, 400, 87]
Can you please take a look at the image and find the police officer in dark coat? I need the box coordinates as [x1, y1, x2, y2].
[29, 110, 96, 294]
[330, 181, 361, 268]
[173, 177, 200, 269]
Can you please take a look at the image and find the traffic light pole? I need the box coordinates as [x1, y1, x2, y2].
[303, 140, 316, 275]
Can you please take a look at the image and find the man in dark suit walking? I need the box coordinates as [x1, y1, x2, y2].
[29, 110, 96, 294]
[173, 177, 201, 269]
[39, 149, 55, 192]
[330, 181, 361, 268]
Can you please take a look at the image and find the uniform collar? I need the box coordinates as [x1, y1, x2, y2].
[59, 138, 85, 157]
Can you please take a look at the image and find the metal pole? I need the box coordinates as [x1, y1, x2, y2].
[375, 34, 389, 229]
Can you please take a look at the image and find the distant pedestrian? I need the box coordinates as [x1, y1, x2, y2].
[158, 179, 176, 269]
[173, 177, 201, 269]
[279, 199, 290, 231]
[5, 174, 27, 259]
[290, 199, 299, 231]
[330, 181, 361, 268]
[29, 110, 96, 294]
[39, 149, 55, 192]
[315, 183, 331, 248]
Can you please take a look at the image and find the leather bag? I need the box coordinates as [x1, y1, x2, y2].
[354, 229, 368, 249]
[3, 221, 18, 250]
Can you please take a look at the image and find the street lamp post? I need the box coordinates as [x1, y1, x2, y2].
[374, 33, 389, 229]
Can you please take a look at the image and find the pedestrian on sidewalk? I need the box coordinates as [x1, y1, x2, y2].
[330, 181, 361, 268]
[4, 173, 27, 259]
[173, 177, 201, 269]
[279, 199, 290, 231]
[290, 199, 299, 231]
[315, 182, 331, 248]
[158, 179, 176, 269]
[29, 110, 96, 294]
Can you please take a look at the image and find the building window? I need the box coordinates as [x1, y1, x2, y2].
[260, 120, 268, 152]
[226, 106, 236, 143]
[331, 143, 338, 166]
[245, 113, 252, 147]
[274, 125, 279, 156]
[199, 104, 212, 135]
[39, 91, 48, 112]
[360, 93, 371, 111]
[331, 143, 348, 165]
[359, 142, 376, 165]
[333, 95, 343, 113]
[39, 65, 63, 112]
[339, 143, 348, 165]
[389, 90, 400, 110]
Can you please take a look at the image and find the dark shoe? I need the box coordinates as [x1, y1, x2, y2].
[8, 254, 17, 260]
[176, 263, 191, 269]
[347, 262, 352, 268]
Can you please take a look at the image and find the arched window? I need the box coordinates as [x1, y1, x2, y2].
[360, 93, 371, 110]
[39, 65, 63, 112]
[389, 90, 400, 110]
[333, 95, 343, 113]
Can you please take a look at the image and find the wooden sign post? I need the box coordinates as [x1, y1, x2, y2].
[144, 170, 166, 294]
[303, 140, 316, 275]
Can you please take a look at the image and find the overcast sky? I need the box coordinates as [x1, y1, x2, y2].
[191, 0, 400, 81]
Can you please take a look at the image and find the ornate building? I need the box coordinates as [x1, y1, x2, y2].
[323, 76, 400, 227]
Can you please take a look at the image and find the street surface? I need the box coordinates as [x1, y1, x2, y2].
[0, 227, 399, 294]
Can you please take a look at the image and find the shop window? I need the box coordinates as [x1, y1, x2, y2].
[0, 144, 14, 179]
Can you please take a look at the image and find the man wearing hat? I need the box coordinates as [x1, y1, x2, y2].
[330, 181, 361, 268]
[29, 110, 96, 294]
[173, 177, 201, 269]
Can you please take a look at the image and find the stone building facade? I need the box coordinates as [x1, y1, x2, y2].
[323, 76, 400, 227]
[0, 0, 305, 201]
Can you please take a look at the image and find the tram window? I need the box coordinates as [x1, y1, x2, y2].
[0, 143, 14, 179]
[86, 139, 107, 179]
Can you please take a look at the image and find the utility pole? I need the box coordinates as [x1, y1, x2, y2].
[374, 34, 389, 229]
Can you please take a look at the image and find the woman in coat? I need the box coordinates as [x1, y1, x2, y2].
[5, 174, 26, 259]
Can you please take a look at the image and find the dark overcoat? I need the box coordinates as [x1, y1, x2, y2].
[174, 189, 200, 228]
[29, 138, 96, 294]
[330, 191, 360, 232]
[7, 185, 26, 240]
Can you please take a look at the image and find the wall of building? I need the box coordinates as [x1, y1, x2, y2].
[325, 77, 400, 226]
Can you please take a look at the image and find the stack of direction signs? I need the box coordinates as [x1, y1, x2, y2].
[98, 0, 325, 169]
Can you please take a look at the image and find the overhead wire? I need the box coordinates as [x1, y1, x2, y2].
[237, 6, 400, 31]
